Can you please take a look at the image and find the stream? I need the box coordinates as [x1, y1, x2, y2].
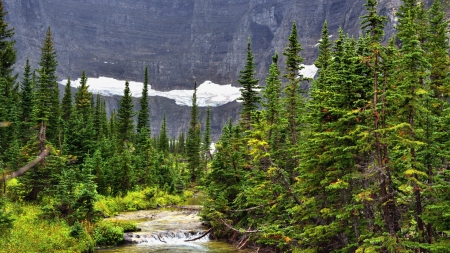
[95, 196, 246, 253]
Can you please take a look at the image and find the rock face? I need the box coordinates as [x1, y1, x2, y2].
[2, 0, 434, 139]
[4, 0, 410, 89]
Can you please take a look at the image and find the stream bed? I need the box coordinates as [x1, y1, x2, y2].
[95, 204, 245, 253]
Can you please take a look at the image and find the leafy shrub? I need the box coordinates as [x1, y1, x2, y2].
[93, 220, 124, 246]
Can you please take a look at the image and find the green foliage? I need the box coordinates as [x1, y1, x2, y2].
[0, 197, 13, 232]
[93, 220, 125, 246]
[37, 27, 60, 144]
[238, 38, 261, 128]
[186, 82, 201, 181]
[0, 204, 94, 253]
[94, 187, 185, 217]
[117, 81, 135, 145]
[137, 66, 150, 135]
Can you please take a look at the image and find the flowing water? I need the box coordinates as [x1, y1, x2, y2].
[95, 196, 245, 253]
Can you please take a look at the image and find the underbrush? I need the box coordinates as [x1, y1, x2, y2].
[0, 187, 190, 252]
[93, 220, 137, 246]
[0, 203, 94, 253]
[94, 187, 189, 217]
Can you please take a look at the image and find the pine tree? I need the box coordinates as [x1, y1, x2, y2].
[0, 1, 17, 158]
[0, 0, 17, 84]
[20, 58, 34, 127]
[74, 71, 92, 119]
[37, 27, 60, 144]
[186, 82, 201, 181]
[158, 111, 169, 153]
[137, 66, 150, 135]
[61, 77, 72, 121]
[238, 38, 260, 130]
[391, 0, 431, 245]
[360, 0, 401, 237]
[201, 107, 212, 168]
[117, 81, 135, 145]
[262, 53, 283, 146]
[282, 21, 305, 169]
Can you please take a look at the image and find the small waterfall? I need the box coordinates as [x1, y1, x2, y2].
[124, 230, 210, 244]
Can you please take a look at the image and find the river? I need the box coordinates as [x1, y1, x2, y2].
[95, 196, 246, 253]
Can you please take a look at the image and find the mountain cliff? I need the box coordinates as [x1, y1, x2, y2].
[5, 0, 409, 89]
[3, 0, 436, 139]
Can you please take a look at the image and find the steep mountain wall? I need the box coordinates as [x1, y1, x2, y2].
[5, 0, 405, 89]
[4, 0, 436, 139]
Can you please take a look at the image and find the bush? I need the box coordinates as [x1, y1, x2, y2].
[94, 187, 186, 216]
[93, 220, 124, 246]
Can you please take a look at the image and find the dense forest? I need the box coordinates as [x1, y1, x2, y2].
[1, 0, 450, 252]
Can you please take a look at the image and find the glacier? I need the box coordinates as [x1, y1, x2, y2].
[59, 65, 318, 107]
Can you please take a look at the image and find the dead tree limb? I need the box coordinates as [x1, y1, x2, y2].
[220, 219, 260, 233]
[184, 228, 213, 242]
[228, 202, 277, 213]
[0, 148, 50, 183]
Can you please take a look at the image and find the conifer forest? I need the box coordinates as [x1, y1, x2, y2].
[1, 0, 450, 252]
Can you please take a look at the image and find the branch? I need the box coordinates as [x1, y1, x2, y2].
[220, 219, 260, 233]
[1, 148, 50, 183]
[228, 202, 277, 213]
[184, 227, 213, 242]
[264, 147, 302, 205]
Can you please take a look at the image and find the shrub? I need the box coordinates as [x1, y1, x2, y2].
[93, 220, 124, 246]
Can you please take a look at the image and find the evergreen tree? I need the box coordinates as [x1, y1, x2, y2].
[0, 1, 17, 158]
[282, 21, 305, 169]
[74, 71, 92, 119]
[61, 77, 72, 121]
[0, 0, 17, 84]
[20, 58, 34, 129]
[37, 27, 60, 144]
[238, 38, 260, 129]
[117, 81, 135, 145]
[201, 107, 212, 169]
[262, 53, 283, 146]
[360, 0, 401, 237]
[391, 0, 431, 245]
[158, 111, 169, 153]
[137, 66, 150, 135]
[186, 82, 201, 181]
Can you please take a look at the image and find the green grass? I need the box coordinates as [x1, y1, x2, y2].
[94, 187, 189, 217]
[0, 203, 94, 253]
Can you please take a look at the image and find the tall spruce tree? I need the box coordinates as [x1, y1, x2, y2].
[361, 0, 401, 236]
[37, 27, 60, 144]
[61, 77, 72, 121]
[238, 38, 260, 130]
[0, 0, 16, 84]
[74, 71, 92, 119]
[117, 81, 135, 145]
[20, 58, 34, 128]
[0, 0, 17, 158]
[158, 111, 169, 153]
[186, 82, 201, 181]
[137, 66, 150, 135]
[392, 0, 431, 245]
[282, 21, 305, 170]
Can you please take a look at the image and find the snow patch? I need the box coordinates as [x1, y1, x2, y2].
[299, 64, 318, 79]
[59, 77, 241, 107]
